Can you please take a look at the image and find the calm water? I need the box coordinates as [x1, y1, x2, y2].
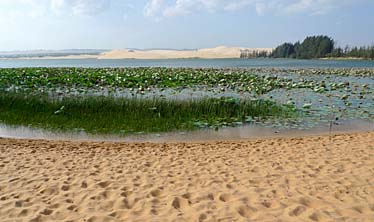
[0, 58, 374, 68]
[1, 120, 373, 142]
[1, 58, 374, 141]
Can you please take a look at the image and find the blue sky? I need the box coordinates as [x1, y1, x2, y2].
[0, 0, 373, 51]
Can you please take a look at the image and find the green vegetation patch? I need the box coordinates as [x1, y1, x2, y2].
[0, 67, 320, 95]
[0, 91, 297, 134]
[1, 68, 373, 97]
[271, 35, 374, 60]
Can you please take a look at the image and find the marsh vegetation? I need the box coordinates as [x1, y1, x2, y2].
[0, 67, 373, 135]
[0, 91, 295, 134]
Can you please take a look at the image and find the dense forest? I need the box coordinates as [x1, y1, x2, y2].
[267, 35, 374, 60]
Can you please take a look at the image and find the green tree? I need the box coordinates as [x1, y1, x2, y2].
[271, 43, 295, 58]
[272, 35, 334, 59]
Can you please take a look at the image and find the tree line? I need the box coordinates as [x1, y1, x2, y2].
[247, 35, 374, 60]
[240, 49, 270, 58]
[329, 45, 374, 60]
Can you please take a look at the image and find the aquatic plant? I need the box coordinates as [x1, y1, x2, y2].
[0, 91, 297, 134]
[2, 67, 372, 95]
[0, 67, 373, 133]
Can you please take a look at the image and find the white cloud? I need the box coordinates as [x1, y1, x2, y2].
[224, 0, 251, 11]
[163, 0, 197, 17]
[50, 0, 66, 14]
[71, 0, 110, 16]
[0, 0, 47, 20]
[0, 0, 114, 18]
[0, 0, 357, 22]
[253, 0, 352, 16]
[144, 0, 165, 17]
[145, 0, 253, 17]
[255, 2, 266, 15]
[49, 0, 111, 16]
[144, 0, 355, 18]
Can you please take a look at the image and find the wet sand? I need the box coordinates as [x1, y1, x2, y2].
[0, 132, 373, 221]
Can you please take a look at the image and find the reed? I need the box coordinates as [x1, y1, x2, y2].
[0, 91, 297, 134]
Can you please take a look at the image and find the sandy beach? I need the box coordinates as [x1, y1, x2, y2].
[0, 132, 373, 222]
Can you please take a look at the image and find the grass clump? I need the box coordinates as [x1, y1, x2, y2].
[0, 91, 297, 134]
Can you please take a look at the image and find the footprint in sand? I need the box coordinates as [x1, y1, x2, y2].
[97, 181, 111, 188]
[150, 208, 158, 215]
[61, 185, 70, 191]
[150, 189, 162, 197]
[219, 193, 231, 202]
[18, 209, 29, 217]
[172, 197, 189, 210]
[237, 205, 257, 219]
[81, 181, 88, 188]
[67, 204, 77, 211]
[120, 190, 133, 198]
[352, 205, 366, 214]
[289, 205, 307, 216]
[198, 213, 208, 221]
[120, 197, 140, 209]
[181, 193, 192, 199]
[309, 212, 324, 221]
[261, 200, 279, 209]
[40, 208, 53, 215]
[15, 200, 23, 207]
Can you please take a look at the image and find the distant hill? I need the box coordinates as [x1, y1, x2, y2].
[99, 46, 273, 59]
[0, 47, 274, 60]
[0, 49, 109, 59]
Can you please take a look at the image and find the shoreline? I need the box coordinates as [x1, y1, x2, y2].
[1, 128, 374, 144]
[1, 121, 374, 143]
[320, 57, 373, 61]
[1, 56, 374, 61]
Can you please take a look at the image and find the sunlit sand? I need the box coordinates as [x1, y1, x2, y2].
[1, 132, 373, 221]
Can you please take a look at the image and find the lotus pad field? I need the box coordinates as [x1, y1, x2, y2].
[0, 67, 373, 134]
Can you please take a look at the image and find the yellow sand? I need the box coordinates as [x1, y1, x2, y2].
[0, 132, 373, 222]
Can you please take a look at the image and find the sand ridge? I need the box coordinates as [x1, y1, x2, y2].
[0, 132, 373, 221]
[2, 46, 273, 60]
[98, 46, 273, 59]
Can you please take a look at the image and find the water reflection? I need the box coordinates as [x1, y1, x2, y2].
[1, 119, 373, 143]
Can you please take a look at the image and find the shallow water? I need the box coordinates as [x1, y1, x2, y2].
[1, 58, 374, 68]
[1, 60, 374, 141]
[25, 71, 373, 130]
[1, 119, 373, 142]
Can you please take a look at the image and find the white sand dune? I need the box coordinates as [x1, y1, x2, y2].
[98, 46, 273, 59]
[2, 46, 273, 60]
[1, 132, 373, 221]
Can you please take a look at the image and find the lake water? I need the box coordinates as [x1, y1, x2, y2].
[1, 58, 373, 141]
[0, 58, 374, 68]
[1, 120, 373, 142]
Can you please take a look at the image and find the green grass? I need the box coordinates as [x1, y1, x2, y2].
[0, 91, 297, 134]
